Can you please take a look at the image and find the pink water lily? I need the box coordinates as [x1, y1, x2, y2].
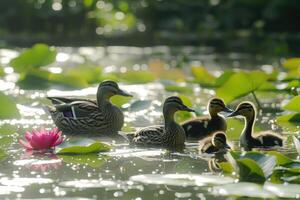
[19, 128, 64, 150]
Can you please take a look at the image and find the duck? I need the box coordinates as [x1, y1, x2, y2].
[181, 98, 232, 140]
[199, 131, 231, 154]
[47, 80, 132, 135]
[227, 101, 283, 148]
[122, 96, 195, 149]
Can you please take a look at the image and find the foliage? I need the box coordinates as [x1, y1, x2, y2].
[191, 66, 216, 87]
[277, 95, 300, 122]
[56, 138, 111, 155]
[0, 92, 20, 119]
[216, 71, 268, 103]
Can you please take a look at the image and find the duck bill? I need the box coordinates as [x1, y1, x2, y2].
[182, 106, 195, 113]
[222, 106, 234, 113]
[118, 89, 133, 97]
[226, 110, 239, 117]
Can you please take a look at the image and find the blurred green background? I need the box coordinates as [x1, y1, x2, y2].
[1, 0, 300, 53]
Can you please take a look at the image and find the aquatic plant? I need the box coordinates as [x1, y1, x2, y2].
[19, 128, 64, 151]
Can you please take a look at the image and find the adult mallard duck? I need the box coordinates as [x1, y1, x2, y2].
[123, 96, 195, 149]
[181, 98, 232, 140]
[47, 80, 132, 135]
[227, 102, 283, 148]
[199, 131, 231, 154]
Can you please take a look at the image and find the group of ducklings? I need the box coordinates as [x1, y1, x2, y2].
[47, 80, 283, 153]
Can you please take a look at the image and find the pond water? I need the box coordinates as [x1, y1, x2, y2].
[0, 46, 300, 199]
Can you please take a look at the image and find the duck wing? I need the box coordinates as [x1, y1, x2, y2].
[54, 101, 99, 118]
[133, 125, 165, 145]
[47, 96, 97, 105]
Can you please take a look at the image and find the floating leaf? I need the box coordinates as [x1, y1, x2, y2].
[164, 85, 193, 93]
[191, 66, 216, 87]
[216, 71, 268, 103]
[10, 44, 56, 72]
[236, 158, 266, 183]
[110, 95, 132, 107]
[129, 100, 152, 112]
[277, 113, 300, 123]
[66, 65, 103, 84]
[0, 150, 7, 162]
[214, 70, 235, 87]
[212, 182, 275, 198]
[0, 92, 20, 119]
[267, 151, 294, 166]
[282, 58, 300, 70]
[117, 71, 156, 84]
[56, 138, 111, 155]
[0, 67, 4, 77]
[0, 137, 13, 149]
[283, 96, 300, 112]
[175, 95, 194, 122]
[48, 73, 89, 88]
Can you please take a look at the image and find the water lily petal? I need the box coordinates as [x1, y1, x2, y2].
[25, 132, 32, 142]
[19, 139, 33, 150]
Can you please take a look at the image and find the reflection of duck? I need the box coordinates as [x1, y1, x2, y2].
[199, 132, 231, 154]
[47, 81, 132, 135]
[181, 98, 232, 140]
[123, 96, 195, 149]
[228, 102, 283, 148]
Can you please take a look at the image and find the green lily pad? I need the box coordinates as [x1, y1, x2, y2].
[117, 71, 156, 84]
[0, 136, 13, 149]
[191, 66, 216, 87]
[110, 95, 132, 107]
[282, 58, 300, 70]
[175, 95, 194, 122]
[0, 149, 7, 162]
[214, 70, 235, 87]
[66, 65, 103, 84]
[0, 67, 4, 77]
[56, 138, 111, 155]
[0, 92, 20, 119]
[164, 85, 193, 93]
[0, 124, 17, 135]
[283, 96, 300, 112]
[267, 151, 294, 166]
[59, 154, 107, 168]
[277, 113, 300, 123]
[236, 158, 266, 183]
[216, 71, 268, 103]
[10, 44, 56, 73]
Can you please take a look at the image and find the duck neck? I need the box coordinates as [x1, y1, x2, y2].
[163, 109, 177, 129]
[209, 110, 219, 119]
[242, 114, 255, 141]
[97, 90, 113, 111]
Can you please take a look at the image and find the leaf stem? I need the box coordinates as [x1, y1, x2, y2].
[251, 91, 262, 110]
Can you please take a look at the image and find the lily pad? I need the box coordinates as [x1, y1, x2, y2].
[56, 138, 111, 155]
[276, 113, 300, 123]
[216, 71, 268, 103]
[66, 65, 103, 84]
[264, 182, 300, 198]
[282, 58, 300, 70]
[164, 85, 193, 93]
[10, 44, 56, 73]
[110, 95, 132, 107]
[283, 95, 300, 112]
[117, 71, 156, 84]
[191, 66, 216, 87]
[0, 92, 20, 119]
[267, 151, 294, 166]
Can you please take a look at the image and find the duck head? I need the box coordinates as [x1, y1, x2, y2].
[227, 101, 256, 120]
[208, 98, 233, 116]
[212, 132, 231, 150]
[97, 80, 132, 99]
[163, 96, 195, 119]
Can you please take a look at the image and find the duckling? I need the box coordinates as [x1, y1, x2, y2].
[47, 80, 132, 135]
[199, 131, 231, 154]
[123, 96, 195, 149]
[181, 98, 232, 140]
[227, 102, 283, 148]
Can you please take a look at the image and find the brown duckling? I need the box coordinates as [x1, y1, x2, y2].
[227, 102, 283, 148]
[181, 98, 232, 140]
[199, 131, 231, 154]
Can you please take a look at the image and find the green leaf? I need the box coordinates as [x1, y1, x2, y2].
[10, 44, 56, 72]
[0, 124, 17, 135]
[48, 73, 89, 88]
[236, 158, 266, 183]
[267, 151, 294, 166]
[0, 67, 4, 77]
[110, 95, 132, 107]
[216, 71, 268, 103]
[117, 71, 156, 84]
[191, 66, 216, 87]
[277, 113, 300, 123]
[0, 136, 13, 149]
[0, 149, 7, 162]
[283, 96, 300, 112]
[175, 95, 194, 122]
[66, 65, 103, 84]
[282, 58, 300, 70]
[0, 92, 20, 119]
[164, 85, 193, 93]
[218, 162, 234, 174]
[214, 70, 235, 87]
[59, 154, 107, 168]
[56, 138, 111, 155]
